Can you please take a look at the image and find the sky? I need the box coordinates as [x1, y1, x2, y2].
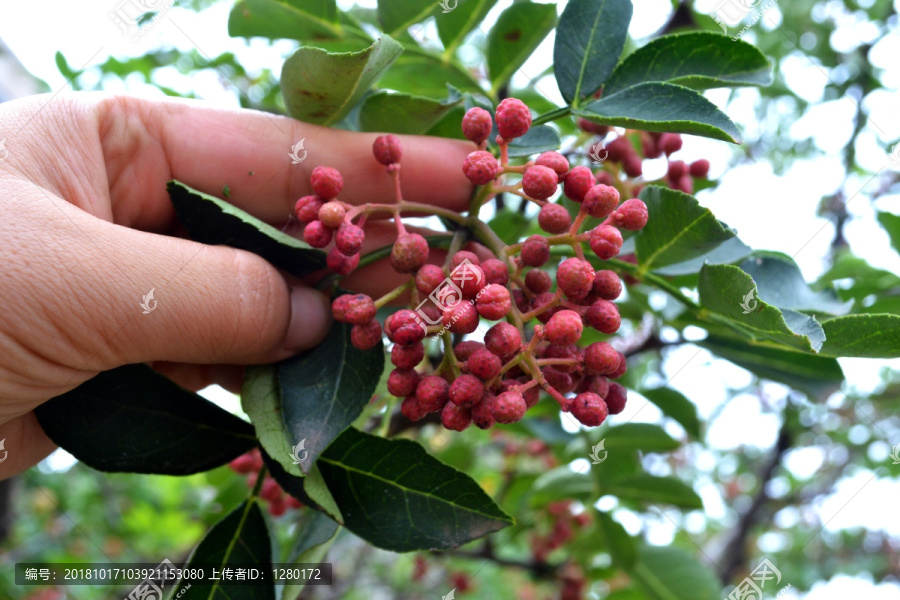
[2, 0, 900, 596]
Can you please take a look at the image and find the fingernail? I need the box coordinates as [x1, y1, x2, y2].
[283, 286, 332, 353]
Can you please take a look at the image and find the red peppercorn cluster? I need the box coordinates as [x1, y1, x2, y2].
[531, 500, 591, 563]
[228, 449, 303, 516]
[293, 98, 647, 431]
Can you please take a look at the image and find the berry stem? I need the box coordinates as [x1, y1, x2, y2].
[389, 164, 403, 203]
[499, 139, 510, 167]
[439, 330, 462, 378]
[532, 105, 572, 126]
[374, 280, 413, 309]
[535, 358, 581, 367]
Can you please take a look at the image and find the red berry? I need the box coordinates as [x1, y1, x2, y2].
[485, 322, 521, 358]
[658, 133, 683, 156]
[538, 203, 572, 234]
[303, 220, 332, 248]
[318, 202, 345, 229]
[286, 496, 303, 509]
[388, 368, 420, 397]
[622, 154, 643, 178]
[642, 134, 662, 159]
[667, 160, 687, 181]
[542, 343, 579, 373]
[577, 118, 609, 136]
[512, 288, 529, 313]
[521, 381, 539, 407]
[493, 391, 527, 423]
[608, 351, 627, 379]
[373, 134, 402, 166]
[415, 264, 446, 295]
[584, 342, 619, 375]
[536, 151, 570, 182]
[442, 301, 479, 334]
[261, 477, 283, 502]
[463, 150, 500, 185]
[453, 340, 485, 361]
[576, 374, 610, 397]
[390, 233, 429, 274]
[416, 375, 450, 412]
[470, 394, 496, 429]
[268, 499, 288, 517]
[605, 136, 633, 163]
[450, 251, 481, 269]
[556, 258, 595, 300]
[228, 453, 256, 474]
[525, 269, 552, 294]
[475, 284, 511, 320]
[294, 195, 324, 223]
[335, 223, 365, 255]
[385, 309, 427, 345]
[401, 395, 427, 422]
[310, 166, 343, 200]
[689, 159, 710, 178]
[673, 174, 693, 194]
[586, 299, 620, 334]
[341, 294, 376, 325]
[392, 342, 425, 369]
[441, 401, 472, 431]
[326, 247, 359, 275]
[605, 382, 627, 414]
[331, 294, 353, 323]
[461, 107, 493, 145]
[521, 235, 550, 267]
[481, 258, 509, 286]
[592, 270, 622, 300]
[467, 347, 502, 380]
[351, 319, 382, 350]
[612, 198, 648, 231]
[582, 184, 620, 219]
[571, 392, 609, 426]
[594, 170, 615, 186]
[495, 98, 531, 140]
[451, 262, 486, 299]
[449, 374, 485, 408]
[523, 165, 559, 201]
[532, 292, 561, 324]
[590, 225, 623, 260]
[563, 166, 596, 202]
[545, 309, 584, 345]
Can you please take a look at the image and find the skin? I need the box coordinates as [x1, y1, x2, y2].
[0, 93, 474, 479]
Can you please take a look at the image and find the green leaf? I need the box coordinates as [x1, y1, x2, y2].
[574, 82, 742, 143]
[630, 545, 721, 600]
[878, 211, 900, 255]
[530, 468, 595, 506]
[604, 32, 773, 96]
[740, 252, 851, 315]
[820, 314, 900, 358]
[554, 0, 633, 104]
[436, 0, 499, 56]
[167, 181, 326, 278]
[378, 0, 439, 37]
[489, 210, 532, 245]
[228, 0, 341, 42]
[700, 335, 844, 400]
[262, 449, 343, 521]
[507, 125, 562, 157]
[603, 475, 702, 508]
[175, 500, 274, 600]
[639, 388, 702, 439]
[281, 512, 340, 600]
[242, 366, 303, 477]
[651, 234, 752, 276]
[595, 510, 637, 568]
[602, 423, 680, 453]
[487, 2, 557, 94]
[378, 50, 483, 97]
[281, 35, 403, 126]
[817, 252, 900, 303]
[278, 322, 384, 474]
[359, 89, 462, 134]
[699, 264, 825, 352]
[317, 428, 513, 551]
[34, 365, 255, 475]
[635, 186, 737, 272]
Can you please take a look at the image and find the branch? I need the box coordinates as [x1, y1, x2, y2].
[432, 539, 562, 579]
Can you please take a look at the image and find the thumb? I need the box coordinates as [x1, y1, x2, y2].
[39, 218, 332, 370]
